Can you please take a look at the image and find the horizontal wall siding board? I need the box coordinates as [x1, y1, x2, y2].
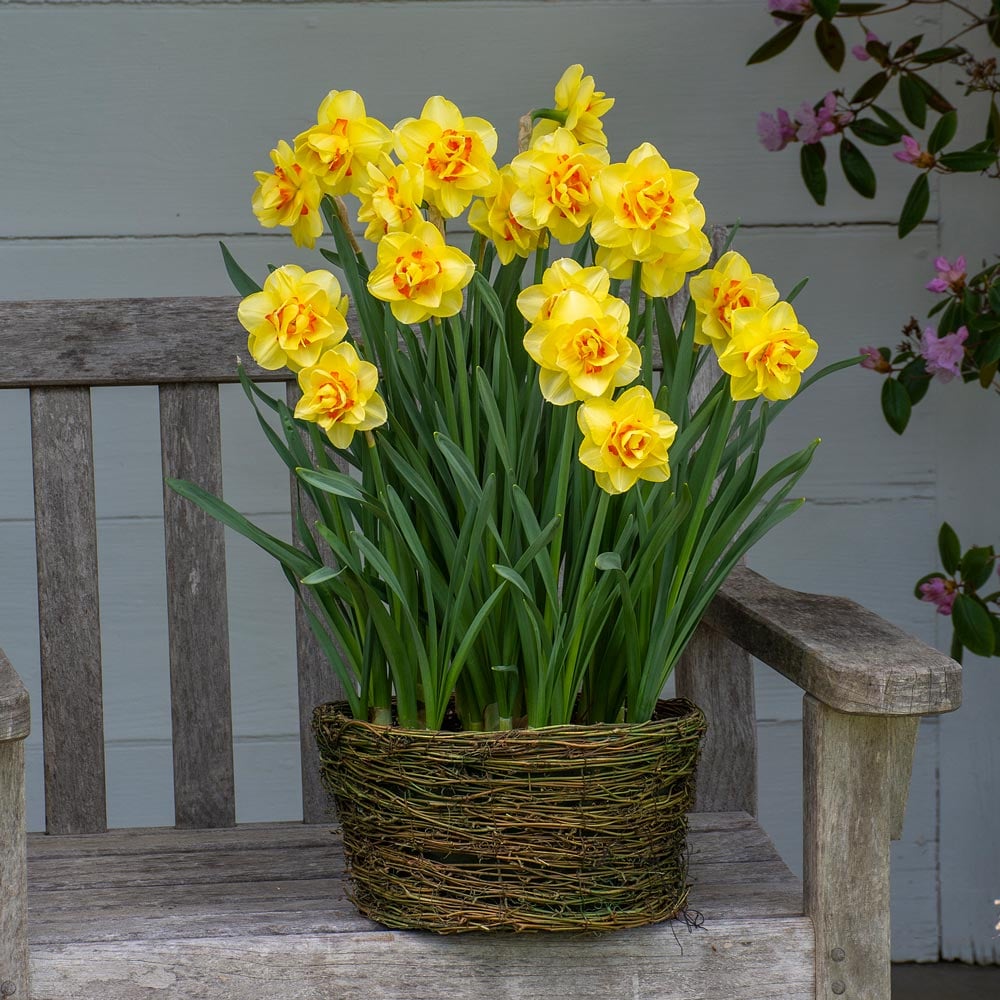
[1, 2, 939, 241]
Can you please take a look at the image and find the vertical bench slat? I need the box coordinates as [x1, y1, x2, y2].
[675, 623, 758, 815]
[285, 383, 346, 824]
[159, 383, 236, 829]
[30, 386, 108, 835]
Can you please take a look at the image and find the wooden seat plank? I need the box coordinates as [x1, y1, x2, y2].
[26, 814, 812, 999]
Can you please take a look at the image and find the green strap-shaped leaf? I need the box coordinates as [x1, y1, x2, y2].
[219, 242, 261, 297]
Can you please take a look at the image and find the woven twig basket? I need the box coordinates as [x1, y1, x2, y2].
[313, 698, 707, 933]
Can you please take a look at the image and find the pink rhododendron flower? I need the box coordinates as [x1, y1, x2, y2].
[769, 0, 812, 20]
[757, 108, 797, 151]
[920, 326, 968, 382]
[893, 136, 936, 168]
[926, 256, 967, 294]
[796, 93, 853, 145]
[852, 30, 881, 61]
[859, 346, 890, 372]
[919, 577, 957, 616]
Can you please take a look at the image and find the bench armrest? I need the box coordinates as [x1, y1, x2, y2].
[703, 565, 961, 716]
[1, 647, 30, 742]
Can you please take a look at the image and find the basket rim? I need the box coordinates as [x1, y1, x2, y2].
[313, 696, 706, 743]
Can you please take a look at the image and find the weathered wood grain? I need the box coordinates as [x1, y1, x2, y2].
[159, 383, 235, 828]
[0, 739, 29, 1000]
[285, 382, 347, 824]
[0, 648, 30, 742]
[803, 695, 913, 1000]
[707, 564, 962, 716]
[889, 716, 919, 841]
[0, 298, 289, 388]
[676, 622, 757, 816]
[30, 386, 108, 836]
[28, 918, 814, 1000]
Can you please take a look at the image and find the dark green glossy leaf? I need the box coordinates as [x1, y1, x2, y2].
[912, 46, 966, 65]
[747, 21, 804, 65]
[851, 72, 889, 104]
[849, 117, 902, 146]
[989, 282, 1000, 316]
[895, 34, 924, 59]
[800, 142, 828, 205]
[927, 111, 958, 154]
[881, 377, 911, 434]
[839, 138, 877, 197]
[899, 74, 927, 128]
[938, 150, 998, 171]
[914, 75, 956, 115]
[988, 0, 1000, 48]
[815, 19, 846, 71]
[813, 0, 841, 19]
[980, 359, 999, 388]
[939, 522, 961, 575]
[953, 594, 996, 657]
[898, 173, 930, 238]
[872, 105, 909, 136]
[961, 545, 996, 591]
[898, 357, 930, 405]
[219, 242, 261, 297]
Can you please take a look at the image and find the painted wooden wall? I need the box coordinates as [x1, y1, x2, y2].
[1, 0, 998, 963]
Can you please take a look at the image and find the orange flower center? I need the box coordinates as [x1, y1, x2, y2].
[606, 420, 651, 468]
[392, 250, 442, 298]
[620, 179, 674, 230]
[426, 129, 476, 182]
[268, 299, 321, 350]
[549, 157, 593, 216]
[314, 371, 356, 423]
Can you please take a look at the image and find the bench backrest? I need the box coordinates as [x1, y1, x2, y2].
[0, 281, 757, 835]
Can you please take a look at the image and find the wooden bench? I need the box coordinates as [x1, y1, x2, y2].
[0, 296, 961, 999]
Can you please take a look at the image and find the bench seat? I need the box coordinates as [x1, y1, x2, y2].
[26, 812, 813, 1000]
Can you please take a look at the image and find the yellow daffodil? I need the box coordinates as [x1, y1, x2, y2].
[717, 302, 818, 402]
[295, 343, 388, 448]
[356, 154, 425, 243]
[595, 229, 712, 299]
[591, 143, 706, 263]
[294, 90, 392, 197]
[577, 386, 677, 495]
[251, 141, 324, 248]
[367, 220, 475, 325]
[509, 128, 610, 246]
[524, 289, 639, 404]
[237, 265, 349, 371]
[689, 251, 781, 350]
[393, 96, 500, 219]
[516, 258, 612, 326]
[468, 167, 545, 265]
[531, 64, 615, 147]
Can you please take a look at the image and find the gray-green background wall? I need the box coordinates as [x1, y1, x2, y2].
[2, 0, 998, 963]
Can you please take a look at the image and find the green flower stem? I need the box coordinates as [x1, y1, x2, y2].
[628, 261, 644, 346]
[546, 407, 578, 623]
[449, 316, 476, 463]
[642, 292, 654, 389]
[432, 318, 461, 444]
[561, 490, 611, 718]
[533, 239, 551, 286]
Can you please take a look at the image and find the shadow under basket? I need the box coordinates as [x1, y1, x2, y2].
[313, 698, 707, 934]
